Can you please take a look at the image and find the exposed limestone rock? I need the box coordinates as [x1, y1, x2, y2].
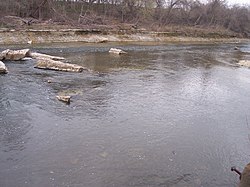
[3, 49, 31, 61]
[56, 95, 71, 104]
[34, 58, 85, 72]
[30, 52, 65, 61]
[234, 46, 239, 50]
[0, 61, 8, 74]
[92, 36, 108, 43]
[21, 57, 33, 61]
[0, 49, 10, 60]
[239, 163, 250, 187]
[238, 60, 250, 67]
[109, 48, 127, 54]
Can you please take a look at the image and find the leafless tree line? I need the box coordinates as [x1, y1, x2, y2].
[0, 0, 249, 36]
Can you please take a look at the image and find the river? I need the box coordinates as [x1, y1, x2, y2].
[0, 42, 250, 187]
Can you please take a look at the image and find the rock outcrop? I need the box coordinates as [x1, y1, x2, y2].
[35, 58, 85, 72]
[56, 95, 71, 104]
[0, 48, 88, 73]
[1, 49, 31, 60]
[239, 163, 250, 187]
[30, 52, 65, 61]
[0, 61, 8, 74]
[109, 48, 127, 54]
[238, 60, 250, 67]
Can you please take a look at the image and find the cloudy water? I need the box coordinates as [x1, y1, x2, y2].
[1, 42, 250, 187]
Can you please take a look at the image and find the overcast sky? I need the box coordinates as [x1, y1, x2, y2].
[226, 0, 250, 5]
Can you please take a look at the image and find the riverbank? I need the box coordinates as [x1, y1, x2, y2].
[0, 28, 249, 45]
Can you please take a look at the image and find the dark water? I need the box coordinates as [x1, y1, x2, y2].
[1, 42, 250, 187]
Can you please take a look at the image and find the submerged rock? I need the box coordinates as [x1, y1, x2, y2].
[109, 48, 127, 54]
[2, 49, 31, 61]
[0, 61, 8, 74]
[238, 60, 250, 67]
[34, 58, 85, 72]
[234, 46, 239, 50]
[56, 95, 71, 104]
[30, 52, 65, 61]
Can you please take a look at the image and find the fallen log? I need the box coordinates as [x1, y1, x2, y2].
[2, 49, 31, 61]
[109, 48, 127, 55]
[0, 61, 8, 74]
[30, 52, 65, 61]
[34, 58, 85, 72]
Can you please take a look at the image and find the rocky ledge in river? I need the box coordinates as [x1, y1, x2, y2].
[0, 49, 86, 73]
[109, 48, 127, 54]
[0, 61, 8, 74]
[35, 58, 85, 73]
[1, 49, 31, 61]
[238, 60, 250, 68]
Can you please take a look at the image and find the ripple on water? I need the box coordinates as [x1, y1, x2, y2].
[0, 42, 250, 187]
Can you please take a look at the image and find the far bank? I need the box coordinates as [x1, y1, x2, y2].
[0, 29, 249, 45]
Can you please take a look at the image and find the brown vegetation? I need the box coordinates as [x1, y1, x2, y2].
[0, 0, 249, 37]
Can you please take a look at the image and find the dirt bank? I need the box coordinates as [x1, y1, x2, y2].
[0, 29, 249, 45]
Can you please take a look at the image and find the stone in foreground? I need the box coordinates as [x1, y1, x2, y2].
[0, 61, 8, 74]
[30, 52, 65, 61]
[56, 95, 71, 104]
[239, 163, 250, 187]
[109, 48, 127, 54]
[238, 60, 250, 67]
[35, 58, 85, 72]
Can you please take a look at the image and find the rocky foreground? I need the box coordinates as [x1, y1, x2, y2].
[0, 48, 85, 73]
[0, 47, 126, 103]
[0, 60, 7, 73]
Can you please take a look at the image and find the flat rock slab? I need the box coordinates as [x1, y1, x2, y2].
[109, 48, 127, 54]
[56, 95, 71, 104]
[238, 60, 250, 67]
[0, 61, 8, 74]
[30, 52, 65, 61]
[35, 58, 85, 72]
[2, 49, 31, 60]
[0, 50, 7, 60]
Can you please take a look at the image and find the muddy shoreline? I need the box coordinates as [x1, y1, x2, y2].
[0, 29, 249, 44]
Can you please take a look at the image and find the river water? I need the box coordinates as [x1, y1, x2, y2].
[0, 42, 250, 187]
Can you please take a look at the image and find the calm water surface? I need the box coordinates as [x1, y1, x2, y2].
[1, 42, 250, 187]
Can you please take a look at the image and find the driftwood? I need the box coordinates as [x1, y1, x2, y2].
[35, 58, 85, 72]
[30, 52, 65, 61]
[109, 48, 127, 55]
[1, 49, 31, 61]
[0, 61, 8, 74]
